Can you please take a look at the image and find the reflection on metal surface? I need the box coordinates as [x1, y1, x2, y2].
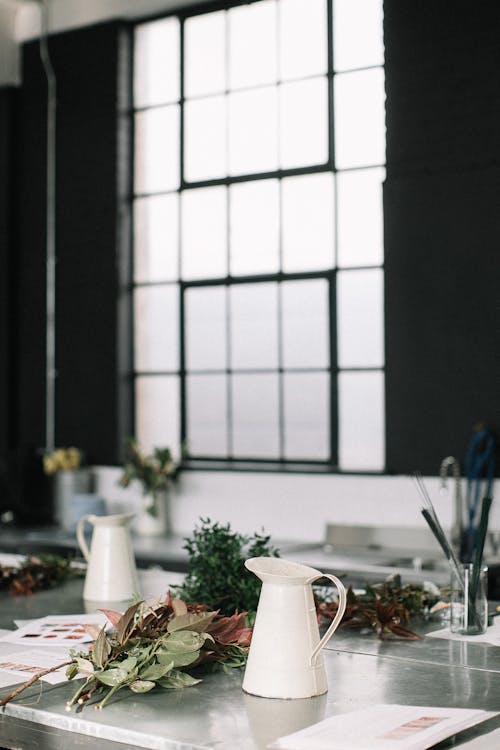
[244, 692, 327, 749]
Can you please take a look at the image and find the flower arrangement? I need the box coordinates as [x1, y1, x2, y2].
[119, 438, 179, 517]
[43, 447, 82, 475]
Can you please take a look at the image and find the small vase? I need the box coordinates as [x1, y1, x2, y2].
[450, 563, 488, 635]
[133, 490, 169, 537]
[53, 469, 93, 529]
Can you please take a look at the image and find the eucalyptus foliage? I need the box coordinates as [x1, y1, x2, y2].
[0, 595, 251, 712]
[63, 597, 251, 711]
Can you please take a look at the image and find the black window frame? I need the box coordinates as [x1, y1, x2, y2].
[130, 0, 386, 474]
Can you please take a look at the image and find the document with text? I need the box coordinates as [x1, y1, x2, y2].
[268, 704, 497, 750]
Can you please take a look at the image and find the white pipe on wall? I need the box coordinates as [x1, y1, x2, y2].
[39, 0, 57, 452]
[0, 2, 20, 85]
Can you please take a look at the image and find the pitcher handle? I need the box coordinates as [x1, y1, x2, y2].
[76, 514, 93, 562]
[308, 573, 347, 666]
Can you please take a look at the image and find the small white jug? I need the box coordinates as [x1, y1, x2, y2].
[242, 557, 347, 700]
[77, 513, 140, 606]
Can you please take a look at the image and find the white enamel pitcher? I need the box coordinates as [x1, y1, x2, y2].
[77, 513, 139, 605]
[242, 557, 347, 700]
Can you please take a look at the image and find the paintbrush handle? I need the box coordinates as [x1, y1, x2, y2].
[421, 509, 462, 582]
[471, 496, 492, 600]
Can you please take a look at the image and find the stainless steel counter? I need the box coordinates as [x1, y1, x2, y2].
[0, 526, 453, 584]
[1, 578, 500, 749]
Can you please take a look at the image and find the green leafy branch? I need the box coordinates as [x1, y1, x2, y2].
[0, 593, 252, 711]
[173, 518, 280, 616]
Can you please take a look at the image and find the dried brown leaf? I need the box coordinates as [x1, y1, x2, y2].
[99, 608, 123, 628]
[117, 601, 142, 645]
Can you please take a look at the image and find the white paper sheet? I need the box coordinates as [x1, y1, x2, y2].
[0, 647, 71, 686]
[0, 553, 24, 568]
[268, 704, 497, 750]
[427, 619, 500, 646]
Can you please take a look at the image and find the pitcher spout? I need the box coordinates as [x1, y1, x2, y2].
[245, 556, 323, 584]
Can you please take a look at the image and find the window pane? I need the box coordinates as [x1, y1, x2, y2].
[134, 194, 179, 283]
[187, 374, 228, 456]
[229, 87, 278, 175]
[334, 0, 384, 71]
[229, 0, 277, 90]
[184, 11, 226, 98]
[181, 187, 227, 280]
[338, 370, 385, 470]
[334, 68, 386, 169]
[284, 372, 329, 460]
[337, 269, 384, 368]
[134, 106, 179, 193]
[134, 285, 179, 372]
[230, 283, 278, 369]
[229, 179, 279, 275]
[280, 77, 328, 168]
[185, 286, 227, 371]
[282, 279, 329, 368]
[337, 167, 385, 267]
[136, 375, 180, 456]
[132, 5, 387, 471]
[280, 0, 327, 81]
[184, 96, 226, 182]
[134, 18, 179, 107]
[282, 173, 335, 272]
[231, 373, 279, 458]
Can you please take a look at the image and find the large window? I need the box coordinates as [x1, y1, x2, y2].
[132, 0, 385, 471]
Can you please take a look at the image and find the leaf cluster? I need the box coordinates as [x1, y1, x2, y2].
[363, 576, 439, 618]
[173, 518, 279, 616]
[315, 575, 441, 640]
[0, 554, 83, 596]
[119, 438, 178, 500]
[64, 594, 252, 711]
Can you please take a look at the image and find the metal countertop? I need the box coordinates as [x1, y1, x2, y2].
[0, 578, 500, 749]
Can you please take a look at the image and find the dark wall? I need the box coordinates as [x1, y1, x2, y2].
[1, 3, 499, 521]
[0, 88, 16, 510]
[6, 22, 132, 519]
[384, 0, 500, 474]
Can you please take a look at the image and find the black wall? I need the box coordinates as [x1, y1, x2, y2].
[0, 2, 499, 521]
[384, 0, 500, 474]
[0, 88, 16, 511]
[1, 22, 132, 520]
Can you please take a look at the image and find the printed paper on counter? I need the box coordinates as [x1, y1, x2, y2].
[0, 648, 71, 686]
[0, 613, 108, 648]
[268, 704, 498, 750]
